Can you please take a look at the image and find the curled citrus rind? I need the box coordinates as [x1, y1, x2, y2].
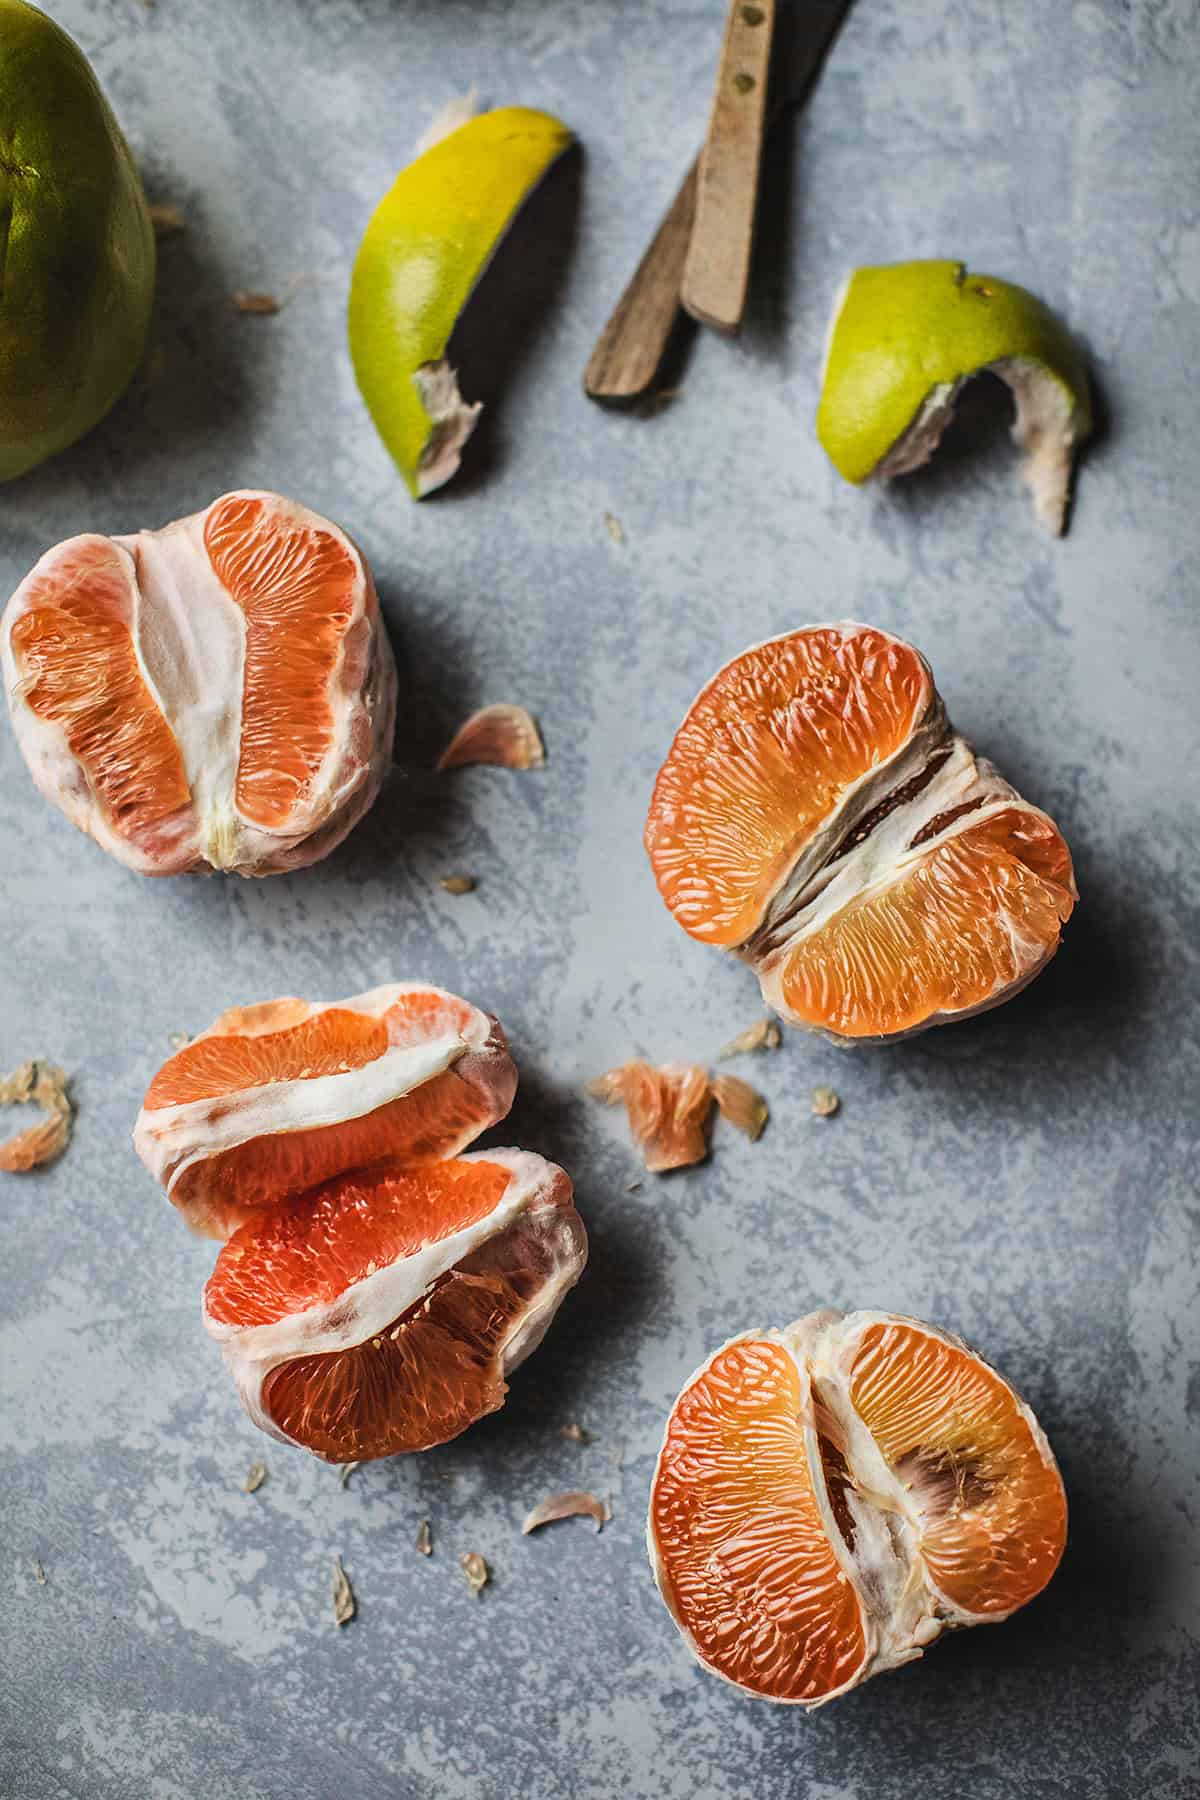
[817, 260, 1091, 534]
[348, 103, 573, 498]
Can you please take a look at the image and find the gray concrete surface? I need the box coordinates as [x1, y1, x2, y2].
[1, 2, 1197, 1796]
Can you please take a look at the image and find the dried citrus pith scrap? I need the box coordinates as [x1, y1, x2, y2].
[1, 490, 397, 876]
[0, 1059, 73, 1171]
[649, 1309, 1066, 1706]
[645, 624, 1076, 1041]
[587, 1061, 714, 1172]
[135, 982, 584, 1461]
[587, 1059, 769, 1171]
[206, 1150, 585, 1462]
[134, 983, 517, 1241]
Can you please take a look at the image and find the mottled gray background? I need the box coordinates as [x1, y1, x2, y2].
[1, 2, 1197, 1796]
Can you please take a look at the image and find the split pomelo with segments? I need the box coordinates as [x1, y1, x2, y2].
[1, 490, 397, 876]
[649, 1309, 1067, 1705]
[645, 623, 1076, 1041]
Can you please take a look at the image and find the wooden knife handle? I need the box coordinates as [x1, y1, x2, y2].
[681, 0, 777, 334]
[583, 158, 699, 400]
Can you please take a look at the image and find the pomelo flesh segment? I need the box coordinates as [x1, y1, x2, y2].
[203, 494, 363, 830]
[649, 1336, 870, 1704]
[645, 626, 934, 948]
[205, 1156, 511, 1328]
[844, 1319, 1068, 1618]
[1, 490, 396, 876]
[648, 1311, 1067, 1705]
[207, 1151, 586, 1461]
[765, 805, 1076, 1039]
[134, 983, 517, 1240]
[6, 536, 193, 861]
[144, 1008, 388, 1109]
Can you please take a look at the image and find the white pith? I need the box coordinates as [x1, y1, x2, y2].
[412, 91, 479, 159]
[132, 982, 502, 1198]
[875, 360, 1084, 536]
[818, 273, 851, 391]
[206, 1147, 585, 1449]
[876, 380, 963, 479]
[993, 355, 1083, 536]
[0, 489, 398, 877]
[124, 515, 246, 869]
[413, 361, 483, 496]
[648, 1309, 1065, 1709]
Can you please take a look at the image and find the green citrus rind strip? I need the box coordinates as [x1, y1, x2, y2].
[348, 106, 573, 498]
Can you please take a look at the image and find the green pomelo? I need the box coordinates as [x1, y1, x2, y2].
[0, 0, 155, 480]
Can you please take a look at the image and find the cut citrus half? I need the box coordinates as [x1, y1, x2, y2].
[204, 1149, 586, 1461]
[817, 261, 1091, 534]
[649, 1309, 1066, 1706]
[348, 103, 573, 498]
[1, 490, 396, 876]
[134, 983, 516, 1239]
[645, 625, 1076, 1042]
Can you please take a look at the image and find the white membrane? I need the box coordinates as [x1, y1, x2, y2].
[993, 354, 1082, 536]
[414, 361, 483, 496]
[124, 513, 245, 867]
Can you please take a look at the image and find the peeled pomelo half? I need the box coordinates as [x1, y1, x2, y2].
[348, 103, 573, 497]
[649, 1309, 1067, 1706]
[134, 983, 516, 1240]
[817, 261, 1091, 534]
[1, 489, 397, 876]
[645, 624, 1076, 1042]
[204, 1149, 586, 1461]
